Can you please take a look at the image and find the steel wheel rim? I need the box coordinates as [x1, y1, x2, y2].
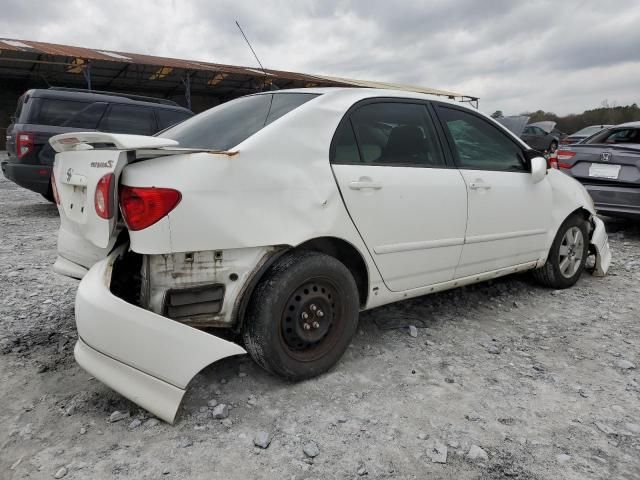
[558, 226, 584, 278]
[279, 277, 344, 362]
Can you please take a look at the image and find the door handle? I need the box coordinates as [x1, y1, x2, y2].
[349, 179, 383, 190]
[469, 181, 491, 190]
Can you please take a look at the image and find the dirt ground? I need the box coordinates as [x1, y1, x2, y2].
[1, 170, 639, 480]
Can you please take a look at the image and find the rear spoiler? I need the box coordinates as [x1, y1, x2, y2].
[49, 132, 179, 153]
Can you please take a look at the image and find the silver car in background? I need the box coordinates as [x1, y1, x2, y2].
[557, 121, 640, 219]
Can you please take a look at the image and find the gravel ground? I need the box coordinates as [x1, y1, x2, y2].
[1, 170, 639, 480]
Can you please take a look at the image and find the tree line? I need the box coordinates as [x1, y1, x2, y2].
[491, 102, 640, 134]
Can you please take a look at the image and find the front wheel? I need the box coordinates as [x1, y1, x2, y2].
[533, 214, 589, 289]
[243, 250, 360, 380]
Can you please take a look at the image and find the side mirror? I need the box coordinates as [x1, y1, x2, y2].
[530, 156, 547, 183]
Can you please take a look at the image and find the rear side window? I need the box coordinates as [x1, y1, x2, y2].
[334, 102, 445, 167]
[26, 98, 91, 126]
[99, 104, 156, 135]
[160, 93, 318, 150]
[436, 106, 526, 172]
[587, 127, 640, 145]
[156, 109, 192, 130]
[62, 102, 107, 129]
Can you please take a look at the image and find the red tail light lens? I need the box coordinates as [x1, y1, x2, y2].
[94, 173, 115, 219]
[16, 132, 34, 160]
[51, 171, 61, 205]
[119, 186, 181, 231]
[557, 150, 576, 161]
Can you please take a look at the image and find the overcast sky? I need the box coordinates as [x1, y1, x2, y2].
[2, 0, 639, 115]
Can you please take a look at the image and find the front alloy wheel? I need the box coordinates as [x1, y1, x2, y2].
[533, 214, 589, 289]
[558, 226, 585, 278]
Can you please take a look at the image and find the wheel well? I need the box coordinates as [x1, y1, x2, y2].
[296, 237, 369, 307]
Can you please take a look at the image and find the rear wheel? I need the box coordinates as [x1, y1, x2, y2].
[243, 250, 359, 380]
[533, 214, 589, 289]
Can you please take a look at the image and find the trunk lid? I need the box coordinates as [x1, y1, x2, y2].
[558, 144, 640, 185]
[50, 132, 179, 276]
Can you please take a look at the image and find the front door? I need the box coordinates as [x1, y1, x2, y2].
[331, 101, 468, 292]
[434, 105, 552, 278]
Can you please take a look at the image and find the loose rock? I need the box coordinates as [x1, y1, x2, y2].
[145, 418, 160, 428]
[408, 325, 418, 337]
[54, 467, 68, 479]
[128, 419, 142, 430]
[487, 345, 501, 355]
[212, 404, 229, 419]
[467, 445, 488, 461]
[615, 359, 636, 370]
[207, 399, 218, 408]
[303, 441, 320, 458]
[557, 453, 571, 465]
[109, 410, 130, 423]
[426, 439, 448, 463]
[254, 431, 271, 449]
[176, 437, 193, 448]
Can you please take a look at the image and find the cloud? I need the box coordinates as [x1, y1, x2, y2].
[0, 0, 638, 115]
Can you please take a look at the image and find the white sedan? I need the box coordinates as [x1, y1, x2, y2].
[50, 88, 611, 423]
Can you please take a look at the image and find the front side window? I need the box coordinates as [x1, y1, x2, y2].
[99, 105, 156, 135]
[437, 106, 526, 172]
[334, 102, 445, 167]
[160, 93, 318, 150]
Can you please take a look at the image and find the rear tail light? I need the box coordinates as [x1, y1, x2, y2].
[547, 152, 558, 169]
[556, 150, 576, 170]
[119, 186, 181, 231]
[94, 173, 115, 219]
[16, 132, 34, 160]
[51, 171, 61, 205]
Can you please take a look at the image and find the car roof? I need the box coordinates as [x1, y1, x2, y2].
[23, 88, 191, 112]
[614, 121, 640, 128]
[253, 87, 467, 107]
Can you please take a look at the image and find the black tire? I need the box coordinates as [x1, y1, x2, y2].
[533, 214, 589, 289]
[243, 250, 359, 380]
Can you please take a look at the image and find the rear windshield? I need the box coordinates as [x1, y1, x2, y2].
[26, 98, 92, 126]
[573, 125, 606, 137]
[159, 92, 318, 150]
[586, 127, 640, 145]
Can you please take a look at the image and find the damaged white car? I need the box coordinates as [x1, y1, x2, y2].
[50, 88, 611, 423]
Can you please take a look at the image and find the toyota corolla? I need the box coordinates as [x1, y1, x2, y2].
[50, 88, 611, 423]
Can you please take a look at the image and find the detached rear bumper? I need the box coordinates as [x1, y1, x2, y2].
[74, 246, 246, 423]
[590, 216, 611, 277]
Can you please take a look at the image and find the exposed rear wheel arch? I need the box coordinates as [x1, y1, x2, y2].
[295, 237, 369, 308]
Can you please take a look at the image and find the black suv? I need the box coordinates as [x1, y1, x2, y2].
[2, 88, 193, 200]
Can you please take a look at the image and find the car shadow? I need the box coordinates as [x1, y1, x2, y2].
[12, 201, 58, 218]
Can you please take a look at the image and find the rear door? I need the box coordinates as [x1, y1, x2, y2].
[50, 133, 178, 271]
[331, 100, 468, 291]
[434, 104, 551, 278]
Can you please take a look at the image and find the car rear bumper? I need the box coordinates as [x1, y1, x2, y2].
[74, 246, 246, 423]
[585, 184, 640, 219]
[1, 161, 52, 195]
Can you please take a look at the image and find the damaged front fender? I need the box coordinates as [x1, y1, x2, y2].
[74, 246, 246, 423]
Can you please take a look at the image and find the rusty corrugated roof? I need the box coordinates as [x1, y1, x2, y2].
[0, 38, 476, 100]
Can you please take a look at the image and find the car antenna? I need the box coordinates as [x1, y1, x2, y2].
[235, 20, 278, 91]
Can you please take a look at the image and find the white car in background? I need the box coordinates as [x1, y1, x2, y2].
[50, 88, 611, 423]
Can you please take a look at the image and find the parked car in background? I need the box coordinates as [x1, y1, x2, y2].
[561, 124, 613, 145]
[557, 121, 640, 219]
[520, 121, 562, 152]
[50, 88, 610, 423]
[1, 88, 192, 201]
